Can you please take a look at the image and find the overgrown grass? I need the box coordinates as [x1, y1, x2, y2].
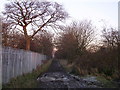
[0, 83, 2, 89]
[59, 59, 119, 88]
[3, 59, 52, 88]
[80, 75, 119, 88]
[96, 76, 119, 88]
[59, 59, 79, 75]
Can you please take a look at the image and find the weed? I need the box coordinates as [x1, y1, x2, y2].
[3, 59, 52, 88]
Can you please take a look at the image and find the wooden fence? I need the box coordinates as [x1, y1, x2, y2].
[2, 47, 47, 84]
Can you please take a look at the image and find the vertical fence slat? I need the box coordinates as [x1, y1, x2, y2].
[2, 47, 47, 84]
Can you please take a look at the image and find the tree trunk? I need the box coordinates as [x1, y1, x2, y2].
[26, 38, 31, 50]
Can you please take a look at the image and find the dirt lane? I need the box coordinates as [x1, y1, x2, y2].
[37, 59, 102, 88]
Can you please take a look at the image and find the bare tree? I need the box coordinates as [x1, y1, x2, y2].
[3, 0, 68, 50]
[2, 23, 25, 48]
[102, 27, 120, 78]
[2, 22, 10, 46]
[31, 31, 53, 57]
[102, 27, 119, 49]
[71, 20, 94, 52]
[56, 20, 94, 60]
[64, 20, 94, 52]
[1, 18, 24, 48]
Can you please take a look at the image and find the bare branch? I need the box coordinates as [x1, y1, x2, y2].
[3, 0, 68, 50]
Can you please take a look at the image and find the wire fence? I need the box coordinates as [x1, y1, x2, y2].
[2, 47, 47, 84]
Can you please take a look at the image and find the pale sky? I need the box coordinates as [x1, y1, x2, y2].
[0, 0, 118, 27]
[50, 0, 118, 43]
[0, 0, 118, 39]
[51, 0, 118, 28]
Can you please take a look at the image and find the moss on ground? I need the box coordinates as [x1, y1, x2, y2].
[2, 59, 52, 88]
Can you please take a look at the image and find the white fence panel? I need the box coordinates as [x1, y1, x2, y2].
[2, 47, 47, 84]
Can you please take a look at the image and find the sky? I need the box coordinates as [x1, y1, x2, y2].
[51, 0, 118, 28]
[50, 0, 118, 43]
[0, 0, 118, 27]
[0, 0, 118, 41]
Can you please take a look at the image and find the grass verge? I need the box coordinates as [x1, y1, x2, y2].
[96, 75, 119, 88]
[2, 59, 52, 88]
[59, 59, 119, 88]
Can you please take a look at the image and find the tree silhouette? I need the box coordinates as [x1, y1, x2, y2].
[3, 0, 68, 50]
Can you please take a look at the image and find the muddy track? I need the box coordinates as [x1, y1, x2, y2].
[37, 59, 102, 88]
[47, 59, 66, 73]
